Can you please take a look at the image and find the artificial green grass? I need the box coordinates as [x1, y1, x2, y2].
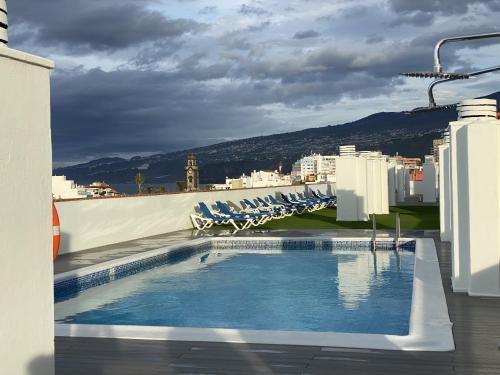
[211, 206, 440, 231]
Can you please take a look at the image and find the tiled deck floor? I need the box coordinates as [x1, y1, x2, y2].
[54, 232, 500, 374]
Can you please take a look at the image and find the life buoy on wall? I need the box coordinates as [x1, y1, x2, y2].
[53, 202, 60, 261]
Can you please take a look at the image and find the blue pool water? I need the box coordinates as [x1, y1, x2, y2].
[55, 250, 414, 335]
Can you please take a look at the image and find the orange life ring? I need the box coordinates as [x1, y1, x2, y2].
[53, 202, 60, 261]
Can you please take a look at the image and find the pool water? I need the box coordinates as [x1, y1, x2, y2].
[55, 249, 414, 335]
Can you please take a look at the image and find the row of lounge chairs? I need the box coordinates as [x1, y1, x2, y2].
[190, 190, 337, 232]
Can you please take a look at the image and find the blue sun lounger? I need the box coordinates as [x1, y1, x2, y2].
[242, 198, 284, 219]
[312, 190, 337, 206]
[282, 193, 320, 212]
[272, 194, 308, 214]
[293, 193, 326, 209]
[215, 201, 271, 227]
[190, 202, 232, 230]
[256, 197, 296, 216]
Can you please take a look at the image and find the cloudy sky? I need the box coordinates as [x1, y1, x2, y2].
[8, 0, 500, 166]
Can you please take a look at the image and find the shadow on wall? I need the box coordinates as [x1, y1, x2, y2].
[58, 231, 71, 257]
[28, 355, 54, 375]
[336, 189, 367, 222]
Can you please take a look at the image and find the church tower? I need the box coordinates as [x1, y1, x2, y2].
[185, 153, 199, 191]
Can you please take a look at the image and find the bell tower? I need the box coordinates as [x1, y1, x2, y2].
[185, 153, 199, 191]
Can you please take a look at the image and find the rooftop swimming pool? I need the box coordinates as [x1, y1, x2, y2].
[54, 237, 454, 351]
[56, 249, 414, 335]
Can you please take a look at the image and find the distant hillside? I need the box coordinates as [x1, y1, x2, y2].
[54, 91, 500, 185]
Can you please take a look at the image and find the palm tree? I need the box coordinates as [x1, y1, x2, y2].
[135, 173, 145, 193]
[176, 180, 187, 192]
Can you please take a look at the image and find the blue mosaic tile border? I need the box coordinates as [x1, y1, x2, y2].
[54, 241, 211, 303]
[211, 239, 416, 251]
[54, 239, 415, 303]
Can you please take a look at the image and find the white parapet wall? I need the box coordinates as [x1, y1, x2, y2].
[0, 47, 55, 375]
[396, 164, 406, 202]
[387, 159, 397, 206]
[55, 183, 334, 254]
[336, 157, 369, 221]
[422, 156, 438, 203]
[447, 98, 500, 296]
[449, 118, 471, 292]
[459, 118, 500, 296]
[439, 144, 452, 242]
[366, 158, 389, 215]
[336, 157, 388, 221]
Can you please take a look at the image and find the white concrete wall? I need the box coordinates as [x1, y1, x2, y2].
[439, 144, 452, 242]
[366, 159, 389, 215]
[422, 157, 438, 203]
[461, 120, 500, 296]
[55, 183, 333, 254]
[0, 48, 55, 375]
[449, 119, 472, 292]
[388, 160, 397, 206]
[396, 164, 406, 202]
[335, 157, 369, 221]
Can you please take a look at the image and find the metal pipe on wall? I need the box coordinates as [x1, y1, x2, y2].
[0, 0, 7, 45]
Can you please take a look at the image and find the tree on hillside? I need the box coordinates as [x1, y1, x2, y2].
[135, 173, 145, 193]
[176, 180, 187, 192]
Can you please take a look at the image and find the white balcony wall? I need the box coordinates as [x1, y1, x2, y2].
[0, 48, 55, 375]
[366, 159, 389, 215]
[449, 119, 472, 292]
[55, 183, 334, 254]
[387, 160, 397, 206]
[439, 144, 452, 242]
[396, 164, 406, 202]
[459, 120, 500, 296]
[422, 157, 438, 203]
[336, 157, 369, 221]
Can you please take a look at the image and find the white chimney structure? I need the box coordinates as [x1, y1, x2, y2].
[0, 0, 7, 45]
[439, 132, 452, 242]
[0, 2, 56, 373]
[446, 99, 500, 296]
[336, 152, 389, 221]
[422, 155, 438, 203]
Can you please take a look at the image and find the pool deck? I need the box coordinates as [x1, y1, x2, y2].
[54, 231, 500, 374]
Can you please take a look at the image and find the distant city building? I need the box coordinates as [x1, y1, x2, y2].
[291, 154, 338, 183]
[52, 176, 86, 200]
[52, 176, 121, 199]
[339, 145, 357, 157]
[214, 169, 292, 190]
[82, 182, 121, 198]
[185, 153, 199, 191]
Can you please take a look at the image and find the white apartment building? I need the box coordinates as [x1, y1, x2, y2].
[52, 176, 86, 200]
[292, 154, 338, 183]
[214, 170, 292, 190]
[339, 145, 357, 156]
[52, 176, 121, 199]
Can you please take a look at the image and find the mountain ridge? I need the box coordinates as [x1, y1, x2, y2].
[54, 91, 500, 185]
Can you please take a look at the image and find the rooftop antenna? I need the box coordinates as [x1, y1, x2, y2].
[400, 31, 500, 112]
[0, 0, 7, 45]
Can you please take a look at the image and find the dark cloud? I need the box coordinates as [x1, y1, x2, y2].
[388, 0, 500, 26]
[50, 68, 281, 162]
[7, 0, 500, 164]
[9, 0, 206, 53]
[365, 34, 385, 44]
[293, 30, 320, 39]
